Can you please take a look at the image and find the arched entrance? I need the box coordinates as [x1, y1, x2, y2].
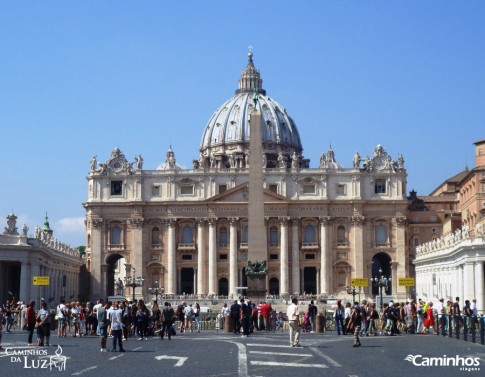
[371, 253, 392, 295]
[218, 278, 228, 296]
[106, 253, 124, 296]
[180, 268, 194, 294]
[303, 267, 317, 294]
[269, 277, 279, 295]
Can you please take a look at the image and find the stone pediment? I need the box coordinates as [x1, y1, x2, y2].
[208, 182, 288, 203]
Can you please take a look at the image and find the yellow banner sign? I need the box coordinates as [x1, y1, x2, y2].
[398, 278, 415, 287]
[351, 278, 368, 287]
[33, 276, 50, 286]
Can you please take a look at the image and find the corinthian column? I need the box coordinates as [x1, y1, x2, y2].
[208, 218, 217, 295]
[167, 219, 177, 295]
[350, 216, 365, 293]
[319, 216, 332, 295]
[229, 218, 239, 297]
[196, 219, 207, 295]
[291, 218, 300, 295]
[279, 217, 289, 296]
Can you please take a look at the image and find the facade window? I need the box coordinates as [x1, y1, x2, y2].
[337, 225, 346, 244]
[181, 185, 194, 195]
[270, 254, 278, 260]
[269, 184, 278, 193]
[219, 254, 228, 260]
[111, 181, 123, 196]
[111, 225, 122, 245]
[181, 254, 192, 260]
[336, 183, 346, 196]
[269, 226, 279, 246]
[303, 184, 316, 194]
[304, 225, 315, 242]
[305, 253, 316, 260]
[181, 225, 193, 244]
[375, 224, 387, 246]
[375, 179, 386, 194]
[218, 184, 227, 194]
[219, 226, 228, 246]
[242, 224, 248, 243]
[152, 185, 161, 197]
[414, 237, 420, 247]
[481, 181, 485, 192]
[151, 227, 160, 245]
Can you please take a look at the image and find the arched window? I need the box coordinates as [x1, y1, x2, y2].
[111, 225, 122, 245]
[181, 225, 193, 244]
[337, 225, 346, 244]
[151, 227, 160, 245]
[219, 226, 228, 246]
[242, 224, 248, 243]
[375, 224, 387, 246]
[269, 226, 279, 246]
[304, 224, 315, 243]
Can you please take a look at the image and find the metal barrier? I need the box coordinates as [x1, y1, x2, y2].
[431, 314, 485, 345]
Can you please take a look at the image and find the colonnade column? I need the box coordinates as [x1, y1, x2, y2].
[475, 262, 484, 312]
[319, 216, 332, 295]
[463, 261, 475, 303]
[279, 217, 289, 296]
[229, 218, 239, 297]
[196, 219, 207, 295]
[166, 219, 176, 295]
[208, 218, 217, 295]
[130, 218, 145, 300]
[291, 218, 300, 295]
[20, 262, 31, 303]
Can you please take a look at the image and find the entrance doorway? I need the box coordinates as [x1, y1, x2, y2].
[180, 268, 194, 294]
[371, 253, 392, 295]
[219, 278, 228, 296]
[303, 267, 317, 294]
[269, 277, 279, 295]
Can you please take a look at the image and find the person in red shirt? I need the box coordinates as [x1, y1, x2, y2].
[261, 302, 272, 331]
[26, 301, 36, 346]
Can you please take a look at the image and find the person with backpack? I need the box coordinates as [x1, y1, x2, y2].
[176, 302, 186, 333]
[56, 299, 68, 338]
[184, 303, 195, 333]
[161, 302, 174, 340]
[240, 299, 251, 337]
[230, 300, 241, 335]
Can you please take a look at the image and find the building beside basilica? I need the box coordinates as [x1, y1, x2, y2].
[84, 53, 410, 301]
[0, 213, 85, 306]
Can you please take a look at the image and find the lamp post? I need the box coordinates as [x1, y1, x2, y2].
[346, 286, 358, 304]
[372, 268, 391, 310]
[124, 268, 144, 302]
[148, 281, 164, 304]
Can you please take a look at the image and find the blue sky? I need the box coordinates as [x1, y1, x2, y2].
[1, 1, 484, 247]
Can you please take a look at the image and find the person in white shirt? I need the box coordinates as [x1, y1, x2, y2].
[57, 299, 67, 337]
[108, 301, 125, 352]
[184, 304, 194, 333]
[434, 298, 445, 334]
[286, 298, 301, 347]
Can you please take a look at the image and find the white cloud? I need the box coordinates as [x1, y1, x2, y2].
[54, 217, 86, 246]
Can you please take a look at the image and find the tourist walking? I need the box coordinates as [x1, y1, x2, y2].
[286, 298, 301, 347]
[348, 304, 364, 347]
[334, 299, 345, 335]
[37, 302, 50, 346]
[194, 303, 201, 333]
[26, 301, 36, 346]
[161, 302, 174, 340]
[109, 301, 125, 352]
[97, 299, 109, 352]
[230, 300, 241, 334]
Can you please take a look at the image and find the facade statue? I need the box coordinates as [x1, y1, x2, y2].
[278, 152, 286, 168]
[353, 152, 361, 168]
[246, 260, 267, 274]
[135, 155, 143, 170]
[21, 224, 28, 237]
[291, 152, 298, 168]
[397, 154, 404, 169]
[319, 153, 326, 168]
[90, 155, 97, 172]
[115, 278, 124, 295]
[4, 213, 19, 235]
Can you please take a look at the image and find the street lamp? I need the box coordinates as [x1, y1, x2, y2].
[346, 286, 358, 304]
[372, 268, 391, 310]
[148, 281, 164, 304]
[124, 268, 144, 302]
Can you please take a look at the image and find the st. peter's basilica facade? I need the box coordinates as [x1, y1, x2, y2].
[84, 53, 409, 301]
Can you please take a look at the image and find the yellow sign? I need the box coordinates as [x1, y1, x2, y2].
[33, 276, 50, 286]
[351, 278, 368, 287]
[398, 278, 415, 287]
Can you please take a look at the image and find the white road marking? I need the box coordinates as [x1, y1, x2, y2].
[251, 361, 328, 368]
[131, 347, 143, 351]
[249, 350, 312, 357]
[108, 354, 124, 361]
[154, 355, 188, 367]
[246, 343, 293, 348]
[227, 341, 248, 377]
[72, 366, 97, 375]
[310, 347, 342, 367]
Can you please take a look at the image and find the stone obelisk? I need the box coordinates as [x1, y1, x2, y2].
[246, 90, 267, 300]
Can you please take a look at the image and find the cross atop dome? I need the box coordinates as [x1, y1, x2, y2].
[236, 50, 266, 95]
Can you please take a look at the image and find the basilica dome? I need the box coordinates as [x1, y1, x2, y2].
[198, 53, 306, 169]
